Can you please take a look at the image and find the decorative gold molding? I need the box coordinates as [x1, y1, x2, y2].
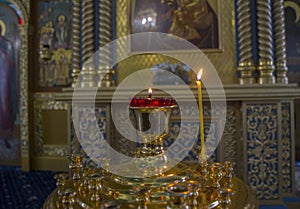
[5, 0, 30, 170]
[244, 103, 279, 200]
[34, 94, 69, 157]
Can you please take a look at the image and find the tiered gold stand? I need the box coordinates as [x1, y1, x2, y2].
[43, 156, 258, 209]
[43, 96, 258, 209]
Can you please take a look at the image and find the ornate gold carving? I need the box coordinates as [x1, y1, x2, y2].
[236, 0, 256, 84]
[246, 104, 279, 200]
[281, 103, 292, 193]
[34, 94, 69, 156]
[71, 0, 81, 87]
[6, 0, 30, 169]
[256, 0, 275, 84]
[273, 0, 289, 84]
[80, 0, 96, 87]
[222, 104, 237, 173]
[72, 105, 108, 166]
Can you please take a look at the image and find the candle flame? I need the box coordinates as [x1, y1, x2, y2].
[197, 69, 203, 81]
[148, 88, 152, 95]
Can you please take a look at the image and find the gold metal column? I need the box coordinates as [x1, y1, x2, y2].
[71, 0, 81, 87]
[256, 0, 275, 84]
[98, 0, 115, 87]
[273, 0, 289, 84]
[236, 0, 256, 84]
[80, 0, 96, 88]
[16, 0, 30, 171]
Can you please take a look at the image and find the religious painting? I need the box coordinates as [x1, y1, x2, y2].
[284, 0, 300, 85]
[129, 0, 220, 52]
[36, 0, 72, 89]
[0, 2, 21, 164]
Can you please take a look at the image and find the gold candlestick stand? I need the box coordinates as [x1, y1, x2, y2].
[43, 97, 258, 209]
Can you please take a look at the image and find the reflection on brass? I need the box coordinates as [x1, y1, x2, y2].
[236, 0, 256, 84]
[199, 160, 209, 181]
[237, 61, 256, 85]
[222, 161, 234, 189]
[256, 0, 275, 84]
[44, 158, 258, 209]
[60, 188, 77, 208]
[209, 162, 224, 188]
[68, 153, 83, 186]
[218, 188, 235, 205]
[165, 183, 193, 209]
[256, 60, 275, 84]
[71, 0, 81, 87]
[272, 0, 288, 84]
[100, 200, 120, 209]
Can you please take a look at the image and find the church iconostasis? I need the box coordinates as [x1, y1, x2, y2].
[36, 0, 72, 89]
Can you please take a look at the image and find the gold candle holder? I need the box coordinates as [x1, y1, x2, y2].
[60, 188, 77, 209]
[165, 183, 193, 209]
[68, 154, 83, 186]
[209, 163, 224, 188]
[86, 173, 103, 203]
[223, 161, 234, 189]
[198, 160, 209, 182]
[100, 200, 120, 209]
[54, 172, 69, 207]
[218, 188, 235, 205]
[134, 186, 151, 207]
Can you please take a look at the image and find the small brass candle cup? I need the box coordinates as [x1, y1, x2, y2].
[218, 188, 235, 205]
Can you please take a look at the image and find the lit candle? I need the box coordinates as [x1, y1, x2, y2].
[196, 69, 206, 162]
[148, 88, 152, 98]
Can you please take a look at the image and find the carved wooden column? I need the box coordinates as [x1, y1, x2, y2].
[256, 0, 276, 84]
[236, 0, 256, 84]
[98, 0, 115, 87]
[71, 0, 81, 87]
[80, 0, 96, 87]
[273, 0, 289, 84]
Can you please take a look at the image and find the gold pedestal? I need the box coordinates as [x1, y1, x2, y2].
[43, 160, 258, 209]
